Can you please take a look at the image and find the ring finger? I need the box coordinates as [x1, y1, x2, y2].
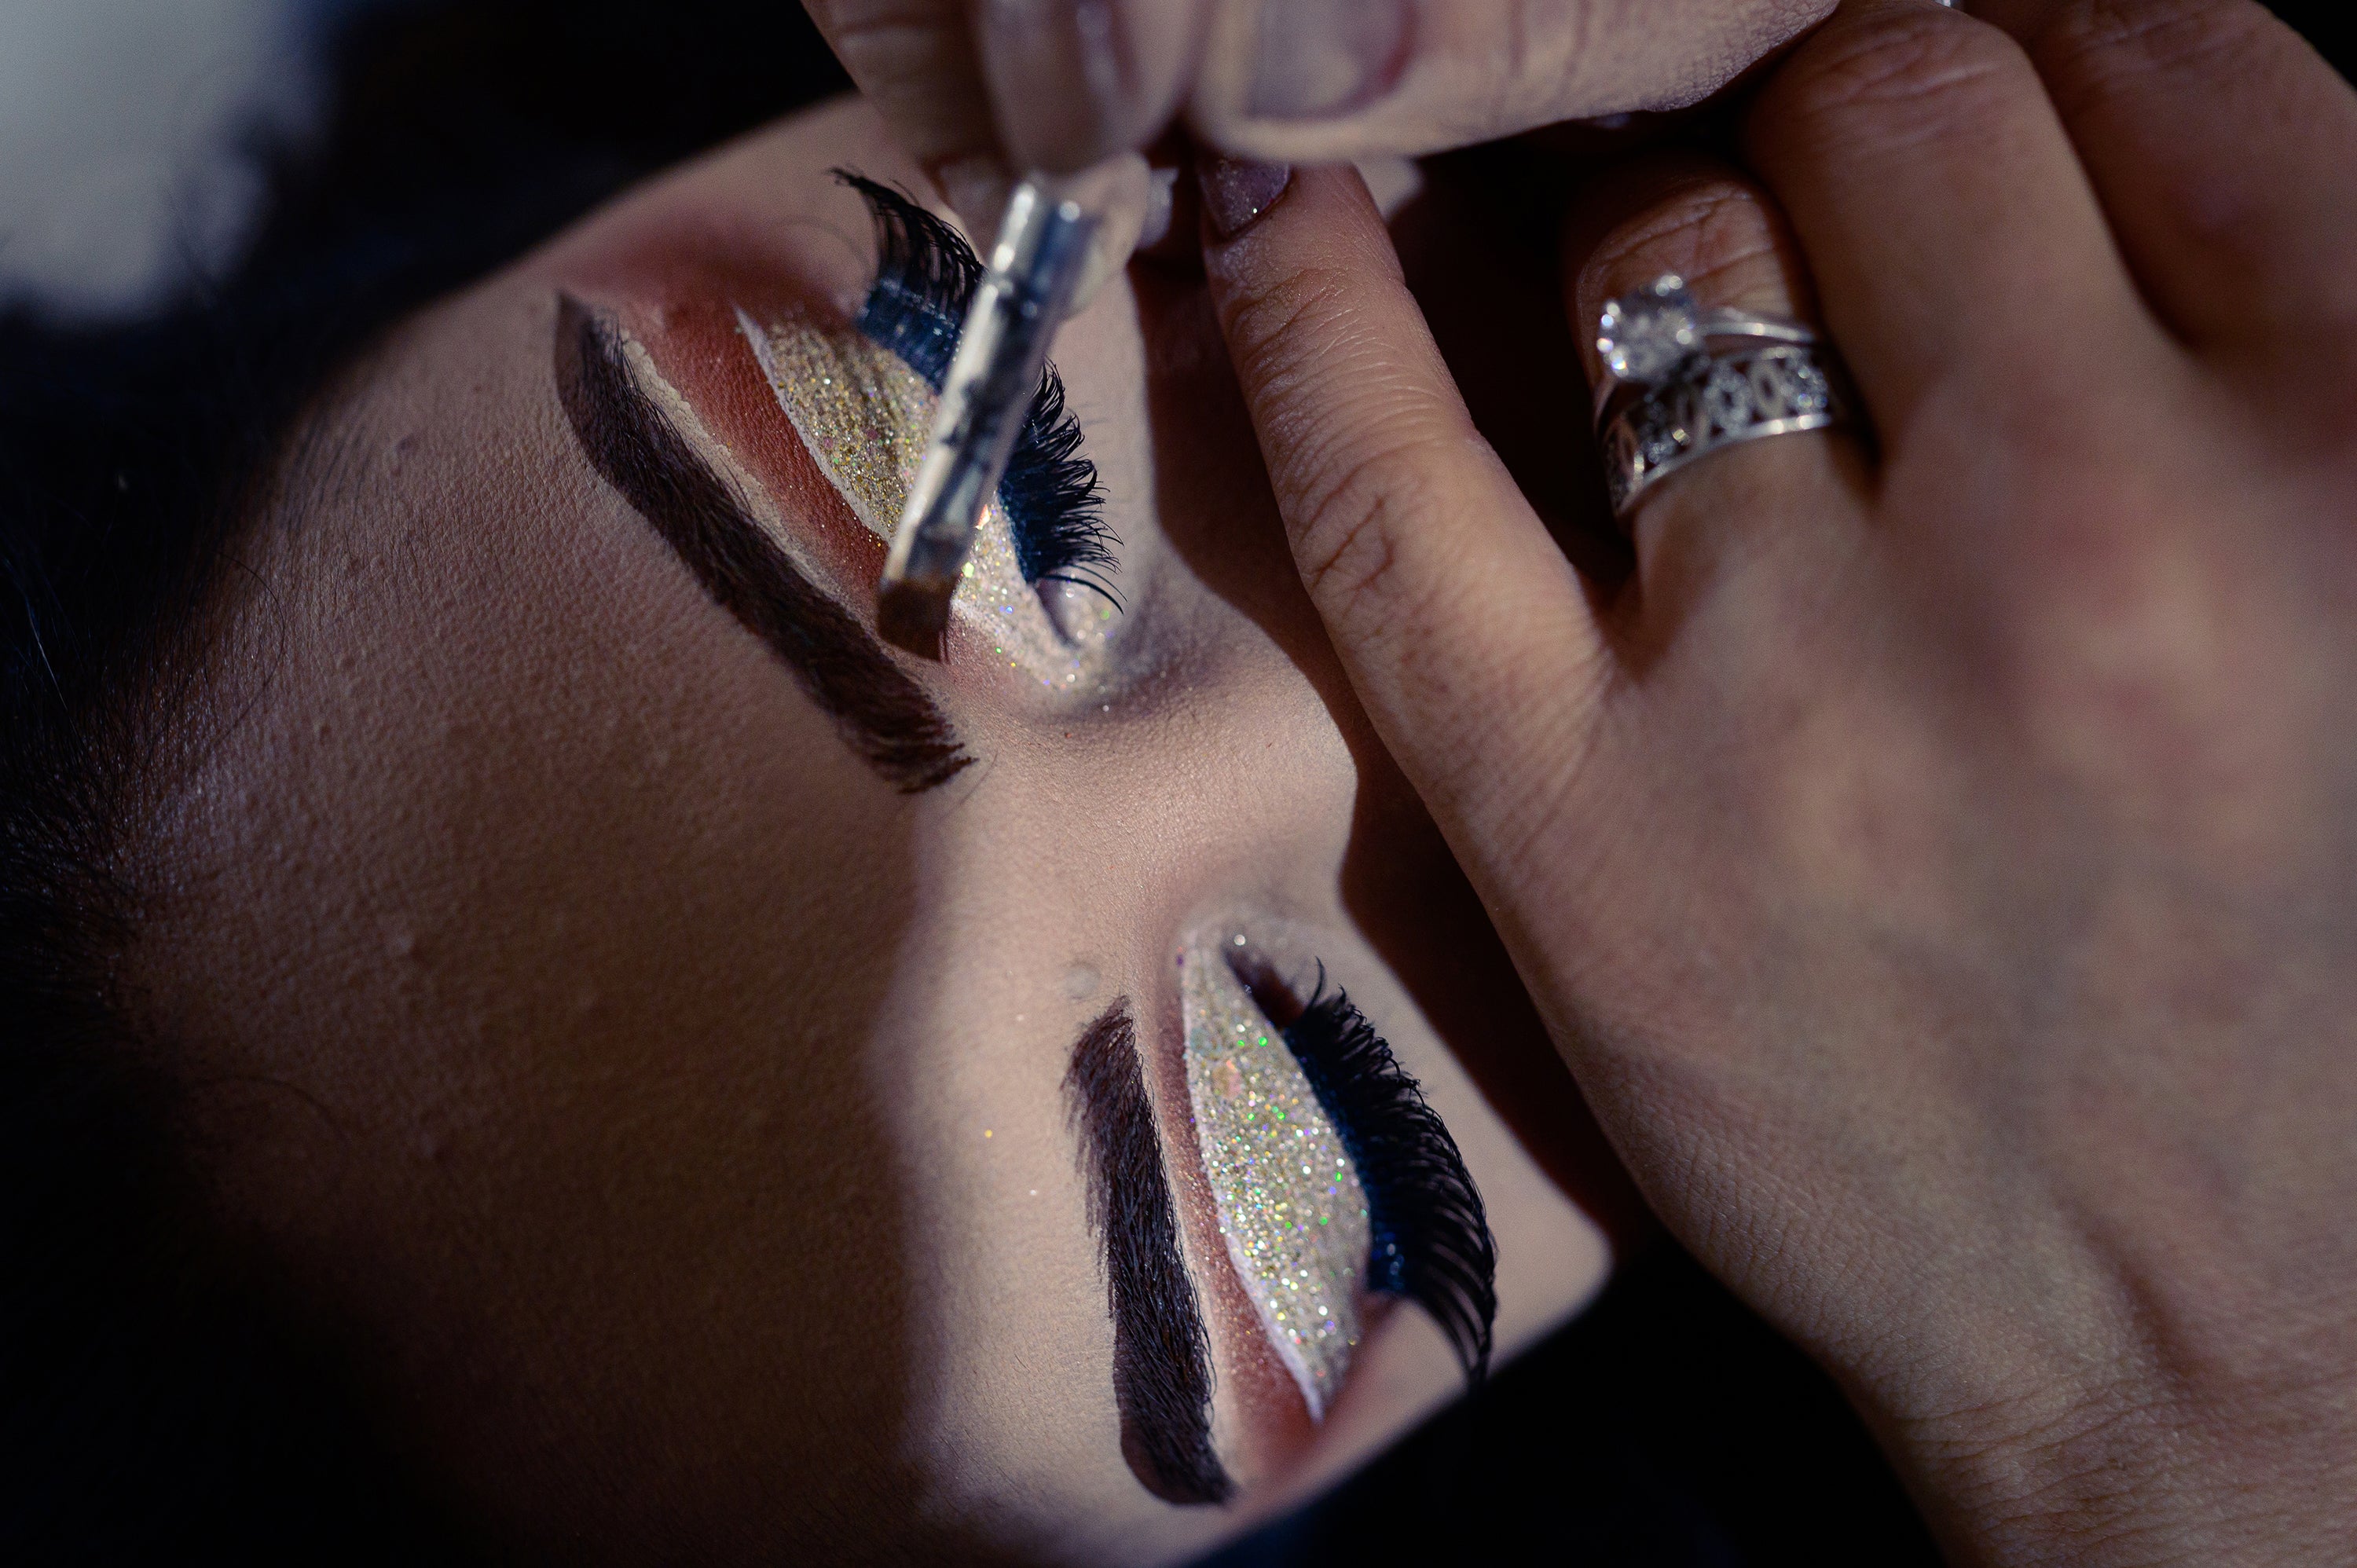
[1562, 155, 1871, 614]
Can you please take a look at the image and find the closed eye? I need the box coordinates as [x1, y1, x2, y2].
[1180, 931, 1497, 1421]
[1245, 961, 1497, 1383]
[838, 171, 1120, 609]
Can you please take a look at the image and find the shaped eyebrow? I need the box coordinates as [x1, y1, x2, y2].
[1065, 1000, 1232, 1506]
[552, 294, 970, 792]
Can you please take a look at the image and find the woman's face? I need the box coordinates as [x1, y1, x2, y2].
[142, 97, 1612, 1563]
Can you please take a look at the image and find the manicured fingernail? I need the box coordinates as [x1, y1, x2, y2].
[1137, 164, 1181, 250]
[1069, 0, 1128, 108]
[1248, 0, 1410, 122]
[1198, 156, 1292, 240]
[981, 0, 1144, 167]
[936, 152, 1013, 249]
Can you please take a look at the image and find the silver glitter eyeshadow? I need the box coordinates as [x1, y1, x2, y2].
[739, 307, 929, 539]
[1178, 931, 1370, 1418]
[736, 309, 1108, 690]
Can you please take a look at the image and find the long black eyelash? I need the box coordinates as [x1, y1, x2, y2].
[840, 170, 973, 386]
[1278, 973, 1498, 1383]
[834, 171, 1120, 605]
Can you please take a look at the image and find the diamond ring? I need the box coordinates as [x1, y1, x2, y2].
[1595, 274, 1849, 523]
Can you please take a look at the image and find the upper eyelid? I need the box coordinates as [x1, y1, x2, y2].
[1211, 943, 1498, 1386]
[839, 172, 1120, 603]
[1277, 976, 1495, 1383]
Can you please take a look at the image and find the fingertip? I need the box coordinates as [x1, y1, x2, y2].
[932, 152, 1015, 251]
[1196, 155, 1293, 242]
[1198, 162, 1385, 273]
[981, 0, 1208, 173]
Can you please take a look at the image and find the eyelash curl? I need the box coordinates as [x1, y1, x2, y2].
[835, 171, 1120, 608]
[1277, 972, 1497, 1383]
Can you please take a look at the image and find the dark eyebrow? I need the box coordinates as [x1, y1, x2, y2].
[1064, 1001, 1232, 1507]
[552, 294, 971, 792]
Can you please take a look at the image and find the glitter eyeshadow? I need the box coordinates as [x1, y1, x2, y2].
[737, 308, 1110, 689]
[1178, 929, 1371, 1418]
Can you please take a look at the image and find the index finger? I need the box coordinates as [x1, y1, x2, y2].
[1199, 163, 1614, 870]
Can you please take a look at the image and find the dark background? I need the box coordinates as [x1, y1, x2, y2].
[2, 2, 2343, 1563]
[1207, 1243, 1942, 1566]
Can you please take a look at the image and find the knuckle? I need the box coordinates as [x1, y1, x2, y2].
[1985, 470, 2262, 774]
[2035, 0, 2271, 103]
[1767, 5, 2028, 148]
[1589, 179, 1787, 313]
[1215, 258, 1469, 630]
[1217, 260, 1366, 393]
[1285, 437, 1450, 624]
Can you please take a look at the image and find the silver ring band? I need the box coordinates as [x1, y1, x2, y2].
[1594, 274, 1849, 523]
[1591, 306, 1818, 422]
[1600, 342, 1845, 519]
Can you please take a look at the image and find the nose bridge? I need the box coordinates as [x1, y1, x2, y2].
[1119, 668, 1364, 916]
[902, 663, 1362, 1034]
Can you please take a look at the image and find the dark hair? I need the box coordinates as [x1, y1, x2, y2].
[0, 4, 844, 1556]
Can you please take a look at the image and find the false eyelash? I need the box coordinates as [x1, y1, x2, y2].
[834, 171, 1120, 606]
[1280, 974, 1498, 1383]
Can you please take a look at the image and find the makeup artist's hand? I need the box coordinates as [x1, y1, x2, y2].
[800, 0, 1831, 236]
[1201, 0, 2357, 1560]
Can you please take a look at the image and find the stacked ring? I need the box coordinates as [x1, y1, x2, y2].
[1594, 274, 1850, 524]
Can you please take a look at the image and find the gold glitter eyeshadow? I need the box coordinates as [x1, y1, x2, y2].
[737, 309, 1112, 690]
[1178, 929, 1370, 1418]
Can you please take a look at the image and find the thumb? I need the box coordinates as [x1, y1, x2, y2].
[970, 0, 1210, 173]
[1188, 0, 1835, 162]
[803, 0, 1014, 233]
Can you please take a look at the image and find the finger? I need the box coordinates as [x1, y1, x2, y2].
[1562, 156, 1865, 600]
[1971, 0, 2357, 357]
[807, 1, 1156, 284]
[1743, 0, 2162, 435]
[805, 0, 1010, 229]
[1056, 152, 1156, 311]
[1188, 0, 1835, 163]
[970, 0, 1208, 173]
[1200, 162, 1614, 867]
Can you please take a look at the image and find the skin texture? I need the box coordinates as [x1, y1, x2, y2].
[1195, 0, 2357, 1563]
[801, 0, 1835, 240]
[128, 99, 1611, 1565]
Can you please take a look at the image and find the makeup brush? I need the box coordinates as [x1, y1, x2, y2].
[874, 173, 1105, 658]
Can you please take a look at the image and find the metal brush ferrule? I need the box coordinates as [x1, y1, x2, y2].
[875, 178, 1098, 654]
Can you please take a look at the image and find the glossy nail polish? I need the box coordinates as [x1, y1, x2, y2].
[1197, 156, 1292, 240]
